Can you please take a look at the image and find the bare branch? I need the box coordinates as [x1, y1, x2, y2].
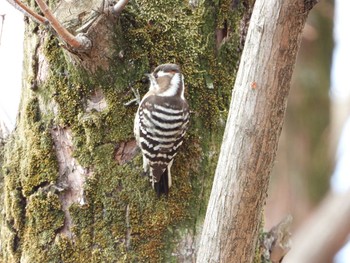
[15, 0, 46, 24]
[111, 0, 129, 16]
[5, 0, 46, 24]
[0, 14, 5, 46]
[34, 0, 91, 51]
[283, 191, 350, 263]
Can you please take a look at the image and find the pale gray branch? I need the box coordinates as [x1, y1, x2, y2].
[283, 191, 350, 263]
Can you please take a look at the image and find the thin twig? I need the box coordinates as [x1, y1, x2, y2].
[13, 0, 46, 24]
[0, 14, 5, 46]
[34, 0, 91, 50]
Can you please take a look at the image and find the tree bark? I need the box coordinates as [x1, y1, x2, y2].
[197, 0, 317, 262]
[0, 0, 253, 262]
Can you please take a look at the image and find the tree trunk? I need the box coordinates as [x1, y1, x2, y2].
[197, 0, 317, 262]
[0, 0, 253, 262]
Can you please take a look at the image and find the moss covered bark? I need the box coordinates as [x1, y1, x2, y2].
[0, 0, 253, 262]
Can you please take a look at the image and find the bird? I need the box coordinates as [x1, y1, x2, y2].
[134, 63, 190, 196]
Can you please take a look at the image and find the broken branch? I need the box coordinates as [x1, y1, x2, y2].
[34, 0, 91, 51]
[111, 0, 129, 16]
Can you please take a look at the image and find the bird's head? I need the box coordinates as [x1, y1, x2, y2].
[147, 63, 185, 99]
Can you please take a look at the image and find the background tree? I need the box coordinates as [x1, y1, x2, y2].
[197, 0, 318, 262]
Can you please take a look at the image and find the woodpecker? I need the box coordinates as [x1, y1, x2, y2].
[134, 63, 190, 196]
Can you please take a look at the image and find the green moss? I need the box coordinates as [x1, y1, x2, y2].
[25, 191, 65, 239]
[20, 191, 65, 263]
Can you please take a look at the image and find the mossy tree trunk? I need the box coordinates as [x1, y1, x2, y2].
[0, 0, 253, 262]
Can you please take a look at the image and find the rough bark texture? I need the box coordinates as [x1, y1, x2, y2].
[197, 0, 317, 262]
[0, 0, 253, 262]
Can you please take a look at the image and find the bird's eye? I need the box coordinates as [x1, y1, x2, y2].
[154, 73, 158, 79]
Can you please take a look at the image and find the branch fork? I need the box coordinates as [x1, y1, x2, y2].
[8, 0, 129, 52]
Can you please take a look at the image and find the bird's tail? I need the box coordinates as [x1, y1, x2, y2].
[154, 168, 169, 197]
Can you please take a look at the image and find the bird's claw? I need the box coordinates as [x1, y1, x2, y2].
[124, 86, 141, 106]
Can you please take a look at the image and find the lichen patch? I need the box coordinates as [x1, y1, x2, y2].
[51, 126, 92, 238]
[86, 89, 108, 112]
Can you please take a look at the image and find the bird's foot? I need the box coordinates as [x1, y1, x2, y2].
[124, 86, 140, 106]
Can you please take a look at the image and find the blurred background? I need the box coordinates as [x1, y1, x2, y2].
[0, 0, 23, 136]
[1, 0, 348, 262]
[265, 0, 350, 262]
[265, 0, 332, 223]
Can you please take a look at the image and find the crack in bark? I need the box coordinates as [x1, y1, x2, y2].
[114, 140, 138, 165]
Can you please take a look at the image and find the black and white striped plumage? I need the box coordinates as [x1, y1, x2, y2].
[134, 64, 190, 196]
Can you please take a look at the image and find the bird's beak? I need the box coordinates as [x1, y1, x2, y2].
[145, 73, 156, 85]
